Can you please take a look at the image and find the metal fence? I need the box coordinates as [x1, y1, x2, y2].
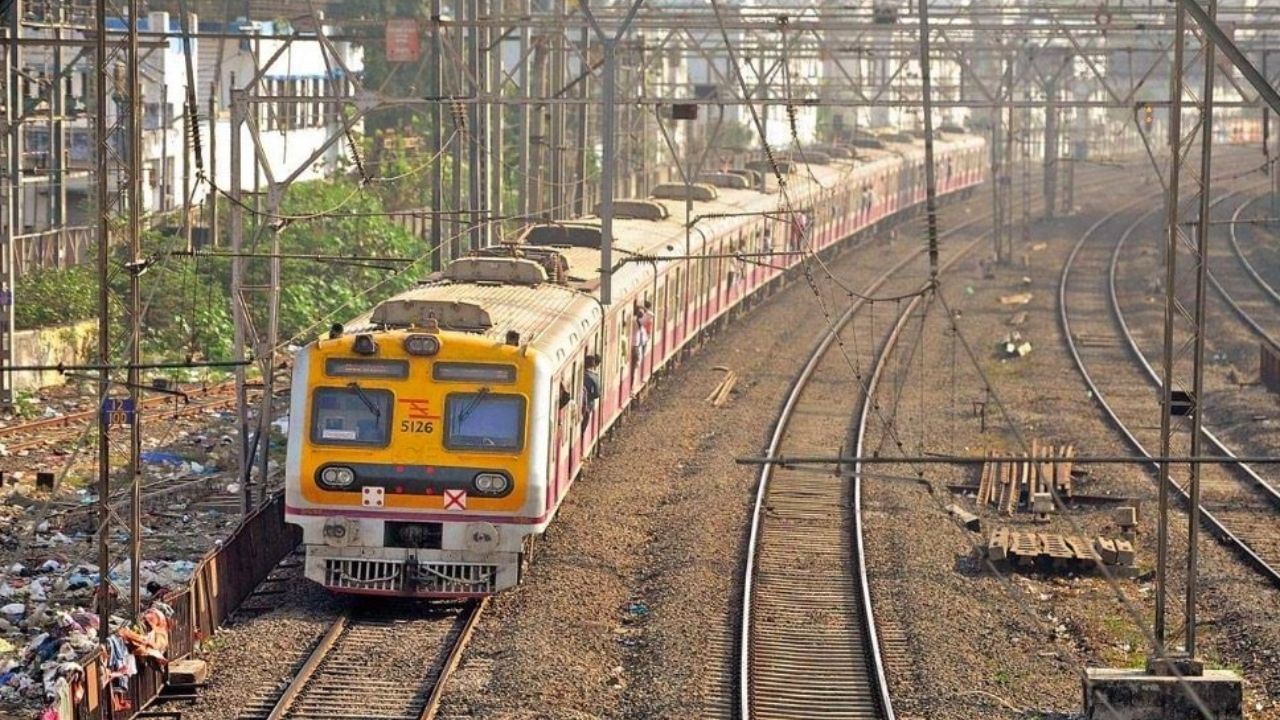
[71, 493, 300, 719]
[13, 226, 93, 278]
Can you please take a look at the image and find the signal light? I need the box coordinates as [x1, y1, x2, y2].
[1142, 104, 1154, 128]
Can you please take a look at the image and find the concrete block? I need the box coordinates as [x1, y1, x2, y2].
[1084, 667, 1242, 720]
[1114, 539, 1135, 567]
[946, 503, 981, 532]
[168, 659, 209, 686]
[1114, 506, 1138, 527]
[1032, 492, 1054, 514]
[1095, 537, 1118, 564]
[988, 529, 1008, 561]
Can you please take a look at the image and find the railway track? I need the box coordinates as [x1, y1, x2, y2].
[1059, 197, 1280, 587]
[737, 192, 1021, 719]
[239, 599, 485, 720]
[732, 161, 1140, 720]
[1211, 193, 1280, 347]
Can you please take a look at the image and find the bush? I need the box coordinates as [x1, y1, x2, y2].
[15, 265, 97, 329]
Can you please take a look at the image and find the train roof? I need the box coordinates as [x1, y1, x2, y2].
[349, 132, 984, 367]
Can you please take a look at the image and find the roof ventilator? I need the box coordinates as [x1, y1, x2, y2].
[650, 183, 718, 202]
[371, 299, 494, 333]
[465, 244, 570, 284]
[445, 256, 549, 286]
[593, 199, 669, 220]
[698, 172, 750, 190]
[523, 223, 603, 249]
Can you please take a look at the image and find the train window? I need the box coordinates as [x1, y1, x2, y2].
[310, 386, 393, 446]
[444, 392, 526, 451]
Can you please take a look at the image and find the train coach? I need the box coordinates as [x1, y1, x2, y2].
[284, 130, 987, 597]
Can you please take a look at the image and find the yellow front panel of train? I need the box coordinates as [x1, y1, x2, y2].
[297, 330, 533, 514]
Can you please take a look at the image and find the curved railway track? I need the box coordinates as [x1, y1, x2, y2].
[738, 203, 1014, 719]
[1060, 197, 1280, 587]
[239, 599, 485, 720]
[1211, 193, 1280, 347]
[734, 161, 1142, 720]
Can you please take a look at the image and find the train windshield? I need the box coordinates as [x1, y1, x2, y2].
[310, 385, 393, 446]
[444, 392, 525, 451]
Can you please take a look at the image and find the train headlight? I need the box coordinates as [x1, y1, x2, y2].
[472, 472, 511, 495]
[403, 334, 441, 356]
[318, 465, 356, 489]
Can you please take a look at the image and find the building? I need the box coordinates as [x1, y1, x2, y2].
[1, 6, 363, 273]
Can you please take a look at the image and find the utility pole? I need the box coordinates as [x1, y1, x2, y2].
[229, 85, 249, 510]
[466, 0, 482, 250]
[1154, 0, 1186, 665]
[2, 0, 21, 409]
[916, 0, 940, 280]
[51, 4, 68, 260]
[516, 0, 532, 221]
[93, 0, 113, 647]
[429, 0, 443, 267]
[582, 0, 646, 306]
[126, 0, 144, 618]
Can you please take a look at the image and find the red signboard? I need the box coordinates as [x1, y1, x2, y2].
[385, 18, 421, 63]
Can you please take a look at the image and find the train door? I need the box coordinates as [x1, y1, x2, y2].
[567, 350, 583, 472]
[551, 364, 574, 509]
[655, 279, 668, 363]
[639, 291, 655, 386]
[618, 307, 633, 410]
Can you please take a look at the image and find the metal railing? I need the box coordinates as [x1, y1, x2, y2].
[70, 493, 300, 719]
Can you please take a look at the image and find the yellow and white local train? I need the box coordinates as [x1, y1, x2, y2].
[285, 132, 986, 597]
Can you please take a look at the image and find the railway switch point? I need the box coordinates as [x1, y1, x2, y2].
[1083, 666, 1242, 720]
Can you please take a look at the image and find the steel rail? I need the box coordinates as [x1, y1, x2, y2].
[265, 612, 351, 720]
[848, 281, 922, 720]
[738, 217, 977, 720]
[420, 597, 489, 720]
[1226, 195, 1280, 306]
[1110, 197, 1280, 510]
[253, 599, 486, 720]
[1201, 193, 1280, 350]
[1059, 200, 1280, 588]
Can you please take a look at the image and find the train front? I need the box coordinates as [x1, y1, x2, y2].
[284, 319, 548, 597]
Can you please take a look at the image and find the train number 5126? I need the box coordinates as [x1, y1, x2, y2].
[400, 420, 435, 433]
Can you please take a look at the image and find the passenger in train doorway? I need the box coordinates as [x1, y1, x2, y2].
[582, 355, 601, 431]
[632, 302, 652, 369]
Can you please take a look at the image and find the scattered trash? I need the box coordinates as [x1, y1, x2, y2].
[141, 451, 184, 466]
[624, 601, 649, 617]
[998, 292, 1034, 306]
[997, 332, 1033, 358]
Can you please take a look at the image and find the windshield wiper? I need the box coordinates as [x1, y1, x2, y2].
[346, 382, 381, 419]
[457, 386, 491, 425]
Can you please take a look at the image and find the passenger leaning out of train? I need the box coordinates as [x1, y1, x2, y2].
[582, 355, 601, 429]
[632, 302, 652, 368]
